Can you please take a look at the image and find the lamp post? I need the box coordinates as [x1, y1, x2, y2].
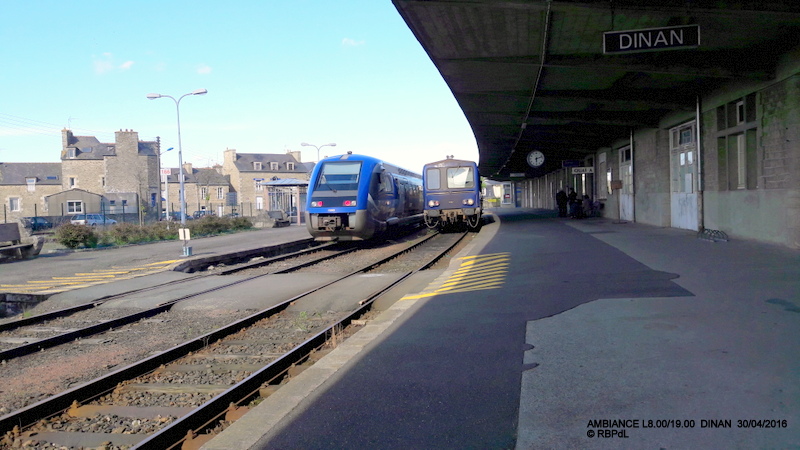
[301, 142, 336, 162]
[147, 89, 207, 226]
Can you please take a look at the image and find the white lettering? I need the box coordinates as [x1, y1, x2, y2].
[637, 32, 651, 48]
[670, 29, 684, 45]
[619, 34, 632, 49]
[654, 31, 668, 46]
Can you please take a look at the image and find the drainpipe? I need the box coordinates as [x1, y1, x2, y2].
[696, 96, 705, 231]
[630, 129, 635, 223]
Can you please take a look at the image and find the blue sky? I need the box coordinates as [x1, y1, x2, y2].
[0, 1, 478, 173]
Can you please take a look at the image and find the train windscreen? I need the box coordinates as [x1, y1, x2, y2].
[425, 168, 441, 190]
[314, 162, 361, 193]
[446, 166, 475, 189]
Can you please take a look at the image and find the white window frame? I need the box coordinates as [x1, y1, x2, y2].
[270, 162, 279, 171]
[256, 196, 264, 210]
[9, 197, 21, 212]
[200, 187, 208, 200]
[216, 187, 224, 200]
[287, 162, 295, 171]
[69, 177, 77, 188]
[67, 201, 83, 213]
[26, 178, 36, 192]
[253, 162, 263, 170]
[255, 180, 263, 192]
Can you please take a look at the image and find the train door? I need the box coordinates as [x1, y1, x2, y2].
[669, 121, 698, 230]
[619, 145, 634, 221]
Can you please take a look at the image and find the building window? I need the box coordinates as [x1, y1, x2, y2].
[287, 162, 295, 171]
[200, 187, 208, 200]
[716, 93, 757, 191]
[67, 201, 83, 213]
[255, 180, 263, 192]
[270, 162, 279, 171]
[69, 177, 77, 188]
[102, 177, 106, 187]
[216, 187, 224, 200]
[26, 177, 36, 192]
[253, 162, 262, 170]
[256, 196, 264, 210]
[9, 197, 21, 212]
[68, 148, 76, 158]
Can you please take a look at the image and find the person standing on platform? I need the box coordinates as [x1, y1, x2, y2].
[556, 189, 568, 217]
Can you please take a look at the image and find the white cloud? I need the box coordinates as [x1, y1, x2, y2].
[93, 52, 114, 74]
[120, 61, 134, 70]
[342, 38, 365, 47]
[197, 64, 212, 74]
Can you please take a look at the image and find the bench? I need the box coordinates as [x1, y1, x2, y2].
[0, 222, 37, 259]
[267, 210, 291, 228]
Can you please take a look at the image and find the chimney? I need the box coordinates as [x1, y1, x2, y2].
[287, 150, 302, 162]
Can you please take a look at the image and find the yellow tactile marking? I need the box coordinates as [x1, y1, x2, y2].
[1, 259, 179, 295]
[401, 252, 510, 300]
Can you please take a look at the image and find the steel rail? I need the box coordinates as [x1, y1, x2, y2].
[0, 231, 445, 437]
[0, 242, 347, 361]
[135, 231, 463, 449]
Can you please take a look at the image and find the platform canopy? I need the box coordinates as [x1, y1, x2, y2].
[392, 0, 800, 180]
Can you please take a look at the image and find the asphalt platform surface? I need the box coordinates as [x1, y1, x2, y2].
[202, 208, 800, 450]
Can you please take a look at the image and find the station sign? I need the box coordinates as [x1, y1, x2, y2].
[604, 24, 700, 54]
[571, 167, 594, 174]
[509, 173, 526, 178]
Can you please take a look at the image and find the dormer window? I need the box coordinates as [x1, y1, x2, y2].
[287, 162, 295, 171]
[26, 178, 36, 192]
[67, 148, 76, 158]
[253, 162, 263, 170]
[270, 162, 279, 170]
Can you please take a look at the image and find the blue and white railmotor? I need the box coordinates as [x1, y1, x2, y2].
[305, 153, 423, 241]
[423, 158, 482, 230]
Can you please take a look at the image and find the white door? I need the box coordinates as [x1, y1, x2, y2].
[619, 146, 634, 221]
[670, 122, 698, 230]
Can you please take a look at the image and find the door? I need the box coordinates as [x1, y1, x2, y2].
[619, 146, 634, 221]
[670, 122, 698, 230]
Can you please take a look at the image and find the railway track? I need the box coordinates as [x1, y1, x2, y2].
[0, 230, 469, 449]
[0, 241, 343, 361]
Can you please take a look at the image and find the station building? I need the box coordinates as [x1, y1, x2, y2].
[394, 0, 800, 249]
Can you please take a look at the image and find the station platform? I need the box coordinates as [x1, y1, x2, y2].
[202, 208, 800, 449]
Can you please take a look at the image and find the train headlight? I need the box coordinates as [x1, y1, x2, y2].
[463, 198, 475, 206]
[343, 200, 357, 207]
[311, 201, 323, 207]
[428, 200, 440, 207]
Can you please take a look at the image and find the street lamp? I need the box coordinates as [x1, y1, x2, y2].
[147, 88, 207, 227]
[301, 142, 337, 162]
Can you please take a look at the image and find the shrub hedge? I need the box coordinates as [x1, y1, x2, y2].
[54, 216, 253, 249]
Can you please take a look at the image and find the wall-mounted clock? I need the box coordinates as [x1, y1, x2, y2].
[527, 150, 545, 168]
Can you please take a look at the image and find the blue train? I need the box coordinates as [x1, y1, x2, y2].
[423, 158, 482, 231]
[305, 152, 424, 241]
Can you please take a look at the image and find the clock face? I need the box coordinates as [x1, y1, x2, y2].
[527, 151, 545, 168]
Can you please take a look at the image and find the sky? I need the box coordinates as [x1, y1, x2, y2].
[0, 0, 479, 173]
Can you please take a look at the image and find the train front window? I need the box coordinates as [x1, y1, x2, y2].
[425, 168, 441, 190]
[315, 162, 361, 192]
[446, 166, 474, 189]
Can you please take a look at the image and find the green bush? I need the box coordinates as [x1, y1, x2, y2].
[55, 224, 99, 249]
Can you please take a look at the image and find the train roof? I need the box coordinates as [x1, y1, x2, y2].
[423, 158, 479, 168]
[319, 153, 421, 178]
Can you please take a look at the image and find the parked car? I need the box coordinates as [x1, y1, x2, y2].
[70, 214, 117, 226]
[192, 210, 214, 219]
[161, 211, 193, 221]
[22, 217, 54, 231]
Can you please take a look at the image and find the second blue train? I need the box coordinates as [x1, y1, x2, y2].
[305, 152, 424, 241]
[423, 158, 482, 231]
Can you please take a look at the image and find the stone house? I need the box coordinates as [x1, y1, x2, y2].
[0, 162, 63, 222]
[222, 149, 313, 214]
